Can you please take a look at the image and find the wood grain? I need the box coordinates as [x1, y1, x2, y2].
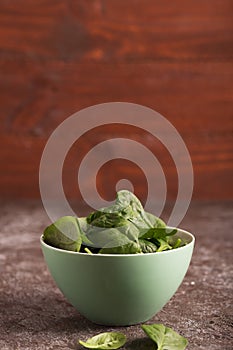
[0, 0, 232, 200]
[0, 0, 232, 62]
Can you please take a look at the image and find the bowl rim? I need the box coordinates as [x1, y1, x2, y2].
[40, 227, 195, 257]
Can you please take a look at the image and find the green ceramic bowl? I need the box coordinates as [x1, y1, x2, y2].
[40, 227, 195, 326]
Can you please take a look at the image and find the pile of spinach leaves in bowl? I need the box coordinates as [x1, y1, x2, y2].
[43, 190, 186, 254]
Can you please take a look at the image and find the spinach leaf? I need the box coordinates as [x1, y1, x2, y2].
[141, 324, 188, 350]
[117, 221, 140, 243]
[43, 216, 82, 252]
[77, 217, 94, 247]
[87, 190, 164, 232]
[99, 241, 142, 254]
[85, 191, 172, 252]
[139, 227, 177, 252]
[87, 210, 127, 228]
[115, 190, 156, 230]
[43, 190, 184, 255]
[86, 218, 143, 253]
[86, 207, 142, 250]
[156, 239, 173, 252]
[140, 228, 177, 240]
[172, 238, 182, 249]
[79, 332, 126, 349]
[85, 227, 132, 249]
[139, 239, 157, 253]
[145, 211, 166, 228]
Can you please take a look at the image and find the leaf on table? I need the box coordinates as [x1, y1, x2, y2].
[141, 324, 188, 350]
[79, 332, 126, 349]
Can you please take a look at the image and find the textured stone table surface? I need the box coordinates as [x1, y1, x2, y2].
[0, 200, 232, 350]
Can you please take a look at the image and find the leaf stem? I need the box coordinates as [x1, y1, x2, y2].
[84, 247, 93, 254]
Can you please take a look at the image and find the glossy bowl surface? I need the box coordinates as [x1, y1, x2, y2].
[40, 228, 195, 326]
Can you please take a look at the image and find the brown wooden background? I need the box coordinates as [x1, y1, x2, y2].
[0, 0, 233, 203]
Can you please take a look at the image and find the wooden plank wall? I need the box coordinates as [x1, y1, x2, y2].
[0, 0, 232, 202]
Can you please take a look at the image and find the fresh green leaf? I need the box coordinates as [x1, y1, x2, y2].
[43, 190, 185, 255]
[43, 216, 82, 252]
[77, 218, 94, 247]
[86, 227, 132, 249]
[115, 190, 156, 230]
[87, 190, 159, 231]
[145, 212, 166, 228]
[99, 241, 142, 254]
[79, 332, 126, 349]
[172, 238, 182, 249]
[156, 239, 173, 252]
[140, 228, 177, 240]
[117, 221, 140, 242]
[86, 215, 141, 250]
[87, 210, 128, 228]
[141, 324, 188, 350]
[85, 191, 172, 253]
[139, 239, 157, 253]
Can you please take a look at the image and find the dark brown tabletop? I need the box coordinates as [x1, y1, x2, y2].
[0, 200, 232, 349]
